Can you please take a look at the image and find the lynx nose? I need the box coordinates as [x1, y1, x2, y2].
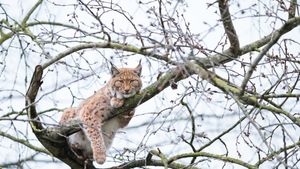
[124, 89, 130, 93]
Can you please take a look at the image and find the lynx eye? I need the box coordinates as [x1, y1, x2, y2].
[130, 80, 139, 86]
[115, 80, 124, 86]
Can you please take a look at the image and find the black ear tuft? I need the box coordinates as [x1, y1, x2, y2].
[134, 60, 142, 76]
[110, 62, 119, 77]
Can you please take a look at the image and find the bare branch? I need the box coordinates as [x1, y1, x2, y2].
[105, 156, 200, 169]
[168, 151, 257, 169]
[21, 0, 43, 27]
[255, 140, 300, 167]
[0, 131, 50, 154]
[25, 65, 44, 130]
[42, 42, 173, 70]
[0, 153, 38, 168]
[218, 0, 240, 55]
[288, 0, 297, 19]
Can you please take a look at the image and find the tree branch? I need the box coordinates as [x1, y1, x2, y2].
[0, 153, 38, 168]
[240, 22, 287, 95]
[254, 140, 300, 167]
[21, 0, 43, 27]
[41, 42, 172, 70]
[105, 158, 200, 169]
[186, 61, 300, 127]
[0, 131, 50, 155]
[288, 0, 297, 19]
[25, 65, 44, 131]
[168, 151, 257, 169]
[218, 0, 240, 55]
[197, 115, 247, 152]
[189, 16, 300, 68]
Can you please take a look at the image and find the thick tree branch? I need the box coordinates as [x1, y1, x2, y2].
[25, 65, 44, 131]
[288, 0, 297, 19]
[25, 65, 93, 169]
[218, 0, 240, 55]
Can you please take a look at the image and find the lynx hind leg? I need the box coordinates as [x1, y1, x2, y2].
[118, 110, 135, 128]
[68, 131, 92, 160]
[110, 97, 124, 108]
[59, 108, 77, 124]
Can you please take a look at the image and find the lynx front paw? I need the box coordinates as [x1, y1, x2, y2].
[94, 153, 106, 164]
[110, 97, 124, 108]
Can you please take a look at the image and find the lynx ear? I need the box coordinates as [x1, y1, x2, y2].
[134, 60, 142, 76]
[110, 63, 119, 77]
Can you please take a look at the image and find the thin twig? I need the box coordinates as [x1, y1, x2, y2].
[0, 131, 50, 154]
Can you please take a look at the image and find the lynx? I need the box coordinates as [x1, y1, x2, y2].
[59, 62, 142, 164]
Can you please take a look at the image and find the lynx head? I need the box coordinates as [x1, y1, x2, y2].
[109, 62, 142, 99]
